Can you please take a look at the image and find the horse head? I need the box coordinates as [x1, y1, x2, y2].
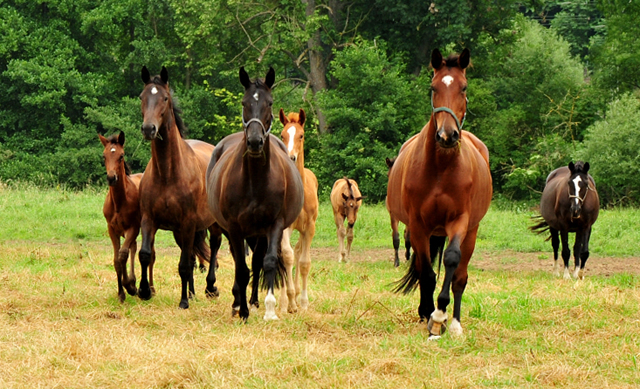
[279, 108, 306, 163]
[140, 66, 185, 141]
[341, 179, 364, 227]
[240, 67, 275, 157]
[98, 132, 129, 186]
[568, 161, 591, 220]
[430, 48, 470, 149]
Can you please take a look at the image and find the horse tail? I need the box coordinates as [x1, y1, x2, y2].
[260, 242, 286, 290]
[193, 229, 211, 264]
[530, 215, 552, 241]
[431, 236, 446, 280]
[393, 251, 420, 294]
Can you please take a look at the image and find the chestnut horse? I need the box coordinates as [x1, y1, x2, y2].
[278, 108, 319, 312]
[206, 67, 304, 321]
[330, 178, 364, 262]
[385, 156, 411, 267]
[387, 49, 492, 339]
[531, 161, 599, 280]
[138, 66, 222, 309]
[99, 132, 143, 302]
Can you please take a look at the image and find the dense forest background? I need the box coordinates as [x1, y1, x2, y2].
[0, 0, 638, 205]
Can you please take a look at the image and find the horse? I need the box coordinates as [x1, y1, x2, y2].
[278, 108, 319, 312]
[138, 66, 222, 309]
[330, 178, 364, 263]
[206, 67, 304, 321]
[531, 161, 599, 280]
[387, 48, 492, 339]
[385, 156, 411, 267]
[99, 131, 143, 302]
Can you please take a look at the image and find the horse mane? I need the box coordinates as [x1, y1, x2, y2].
[344, 177, 354, 199]
[149, 76, 188, 138]
[444, 54, 461, 68]
[287, 112, 300, 123]
[104, 134, 132, 176]
[254, 78, 271, 91]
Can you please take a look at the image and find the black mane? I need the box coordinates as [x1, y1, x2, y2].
[444, 54, 461, 68]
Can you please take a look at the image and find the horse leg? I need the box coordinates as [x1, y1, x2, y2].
[149, 246, 156, 296]
[450, 228, 477, 337]
[264, 220, 285, 321]
[560, 230, 571, 280]
[391, 218, 400, 267]
[174, 226, 196, 309]
[346, 224, 354, 260]
[229, 232, 251, 320]
[335, 214, 346, 262]
[404, 228, 412, 262]
[108, 226, 125, 302]
[550, 227, 560, 276]
[572, 229, 585, 280]
[279, 227, 297, 313]
[577, 227, 592, 280]
[408, 228, 436, 321]
[122, 226, 139, 296]
[205, 225, 222, 298]
[250, 237, 267, 312]
[138, 217, 157, 300]
[296, 222, 315, 310]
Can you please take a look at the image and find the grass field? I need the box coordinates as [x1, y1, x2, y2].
[1, 184, 639, 388]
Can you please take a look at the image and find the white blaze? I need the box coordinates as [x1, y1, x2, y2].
[572, 176, 582, 205]
[151, 87, 158, 95]
[253, 92, 259, 101]
[442, 75, 454, 87]
[286, 126, 296, 153]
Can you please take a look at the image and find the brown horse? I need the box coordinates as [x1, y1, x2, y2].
[206, 67, 304, 321]
[387, 48, 492, 339]
[138, 66, 222, 309]
[330, 178, 364, 262]
[278, 108, 319, 312]
[99, 132, 143, 302]
[531, 161, 599, 280]
[385, 156, 411, 267]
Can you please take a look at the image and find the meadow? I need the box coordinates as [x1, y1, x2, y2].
[0, 184, 639, 388]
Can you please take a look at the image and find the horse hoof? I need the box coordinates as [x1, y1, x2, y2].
[428, 335, 442, 341]
[232, 306, 240, 317]
[118, 292, 126, 303]
[264, 312, 279, 321]
[179, 300, 189, 309]
[205, 286, 219, 298]
[250, 303, 259, 313]
[138, 288, 152, 301]
[427, 318, 447, 336]
[125, 285, 137, 297]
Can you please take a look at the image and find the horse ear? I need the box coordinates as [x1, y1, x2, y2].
[239, 67, 251, 89]
[385, 157, 393, 168]
[583, 162, 590, 174]
[160, 66, 169, 84]
[568, 161, 576, 173]
[98, 134, 108, 147]
[279, 108, 288, 125]
[356, 196, 365, 202]
[458, 48, 470, 69]
[118, 131, 125, 146]
[265, 67, 275, 89]
[342, 193, 349, 201]
[141, 66, 150, 84]
[298, 109, 306, 126]
[431, 49, 443, 70]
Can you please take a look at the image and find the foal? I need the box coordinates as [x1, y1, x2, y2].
[279, 109, 319, 312]
[330, 178, 364, 262]
[99, 132, 143, 302]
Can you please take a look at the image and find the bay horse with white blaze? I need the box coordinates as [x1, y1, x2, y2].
[206, 67, 304, 321]
[99, 131, 143, 302]
[531, 161, 599, 279]
[279, 108, 319, 312]
[330, 178, 364, 263]
[138, 66, 222, 309]
[387, 48, 492, 339]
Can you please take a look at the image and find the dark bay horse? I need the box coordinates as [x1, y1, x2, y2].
[385, 156, 411, 267]
[330, 178, 364, 263]
[387, 49, 492, 339]
[206, 67, 304, 321]
[279, 108, 319, 312]
[531, 161, 599, 279]
[138, 66, 222, 309]
[99, 132, 143, 302]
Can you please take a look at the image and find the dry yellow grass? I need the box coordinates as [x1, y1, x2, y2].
[0, 240, 639, 388]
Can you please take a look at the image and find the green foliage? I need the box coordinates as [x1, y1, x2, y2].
[316, 39, 428, 201]
[576, 93, 640, 205]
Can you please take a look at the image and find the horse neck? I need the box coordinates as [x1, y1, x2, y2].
[243, 136, 272, 182]
[150, 112, 185, 179]
[108, 164, 130, 211]
[295, 145, 305, 180]
[422, 116, 460, 165]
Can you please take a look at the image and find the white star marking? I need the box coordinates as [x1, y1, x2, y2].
[442, 76, 454, 87]
[151, 87, 158, 95]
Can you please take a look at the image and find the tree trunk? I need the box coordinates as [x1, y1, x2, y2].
[305, 0, 329, 134]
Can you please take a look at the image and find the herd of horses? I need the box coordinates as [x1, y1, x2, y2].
[99, 49, 599, 339]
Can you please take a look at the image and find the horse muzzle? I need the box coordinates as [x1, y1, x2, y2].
[107, 173, 118, 186]
[141, 123, 158, 141]
[435, 128, 460, 148]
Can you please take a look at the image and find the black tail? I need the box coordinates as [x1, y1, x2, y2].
[193, 229, 211, 264]
[393, 251, 420, 294]
[530, 215, 552, 241]
[431, 236, 446, 280]
[260, 243, 286, 290]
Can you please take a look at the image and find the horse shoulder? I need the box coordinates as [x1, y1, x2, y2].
[462, 131, 489, 166]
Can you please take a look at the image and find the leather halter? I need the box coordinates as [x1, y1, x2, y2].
[242, 109, 274, 135]
[430, 89, 467, 131]
[569, 183, 594, 204]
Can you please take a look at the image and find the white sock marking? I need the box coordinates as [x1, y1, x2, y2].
[431, 309, 447, 323]
[151, 87, 158, 95]
[263, 289, 278, 321]
[563, 267, 571, 280]
[442, 75, 454, 87]
[573, 267, 580, 279]
[286, 126, 296, 153]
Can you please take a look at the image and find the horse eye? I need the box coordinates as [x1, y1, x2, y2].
[299, 135, 303, 139]
[164, 97, 168, 102]
[462, 86, 468, 93]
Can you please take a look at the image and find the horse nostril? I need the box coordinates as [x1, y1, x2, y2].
[452, 130, 460, 143]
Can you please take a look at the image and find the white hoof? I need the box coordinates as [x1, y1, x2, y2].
[263, 291, 278, 321]
[449, 318, 463, 337]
